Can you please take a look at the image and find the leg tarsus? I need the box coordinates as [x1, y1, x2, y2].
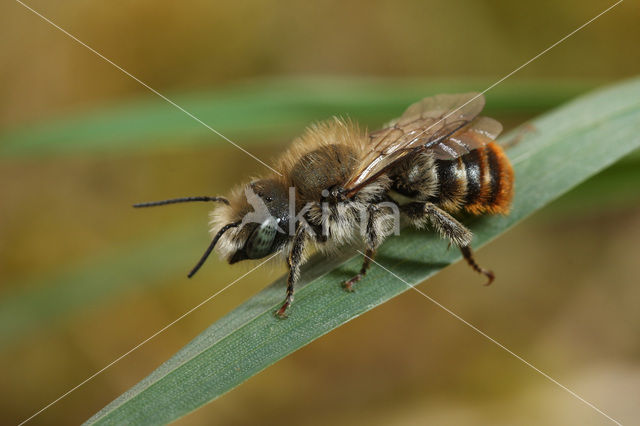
[460, 245, 494, 286]
[342, 248, 375, 292]
[343, 272, 363, 292]
[275, 296, 292, 319]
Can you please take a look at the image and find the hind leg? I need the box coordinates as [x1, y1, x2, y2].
[460, 245, 494, 285]
[402, 202, 494, 285]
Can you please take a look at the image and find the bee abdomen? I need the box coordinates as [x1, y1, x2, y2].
[431, 157, 467, 212]
[463, 142, 514, 214]
[432, 142, 514, 215]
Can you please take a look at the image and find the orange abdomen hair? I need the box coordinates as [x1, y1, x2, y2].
[463, 142, 514, 215]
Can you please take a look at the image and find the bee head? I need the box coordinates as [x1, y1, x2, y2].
[133, 177, 292, 277]
[211, 178, 291, 265]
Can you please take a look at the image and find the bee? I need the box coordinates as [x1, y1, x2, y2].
[135, 93, 514, 318]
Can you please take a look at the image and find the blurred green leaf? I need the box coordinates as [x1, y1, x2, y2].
[86, 78, 640, 425]
[0, 77, 594, 157]
[0, 226, 202, 349]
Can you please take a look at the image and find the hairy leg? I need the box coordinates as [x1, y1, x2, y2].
[343, 204, 390, 292]
[403, 202, 472, 246]
[402, 202, 493, 284]
[276, 226, 308, 318]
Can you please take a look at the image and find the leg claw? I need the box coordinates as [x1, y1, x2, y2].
[342, 274, 362, 292]
[275, 301, 290, 319]
[483, 270, 495, 286]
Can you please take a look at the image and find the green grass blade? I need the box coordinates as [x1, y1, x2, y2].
[543, 149, 640, 215]
[86, 77, 640, 425]
[0, 78, 593, 157]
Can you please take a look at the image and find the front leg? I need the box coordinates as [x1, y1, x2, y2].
[402, 202, 493, 285]
[276, 226, 308, 318]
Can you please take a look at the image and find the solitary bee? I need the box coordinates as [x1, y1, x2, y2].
[135, 93, 514, 318]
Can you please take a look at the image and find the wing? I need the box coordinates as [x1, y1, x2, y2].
[344, 93, 502, 194]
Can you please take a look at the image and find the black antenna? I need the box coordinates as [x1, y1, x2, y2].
[188, 221, 240, 278]
[133, 196, 229, 208]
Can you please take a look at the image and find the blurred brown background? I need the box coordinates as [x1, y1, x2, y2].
[1, 0, 639, 425]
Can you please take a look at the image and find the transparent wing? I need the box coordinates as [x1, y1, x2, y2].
[432, 116, 503, 160]
[344, 93, 502, 193]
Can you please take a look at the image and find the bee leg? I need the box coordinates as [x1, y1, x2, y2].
[460, 245, 494, 286]
[403, 202, 493, 285]
[275, 227, 307, 319]
[403, 202, 472, 247]
[343, 247, 375, 292]
[343, 204, 383, 292]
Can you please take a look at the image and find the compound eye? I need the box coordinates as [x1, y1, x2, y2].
[246, 218, 277, 259]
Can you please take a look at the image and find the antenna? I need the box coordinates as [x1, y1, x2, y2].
[133, 196, 230, 208]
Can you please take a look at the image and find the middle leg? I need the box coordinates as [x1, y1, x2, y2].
[343, 203, 393, 292]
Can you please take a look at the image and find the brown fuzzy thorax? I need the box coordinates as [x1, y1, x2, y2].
[277, 117, 367, 194]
